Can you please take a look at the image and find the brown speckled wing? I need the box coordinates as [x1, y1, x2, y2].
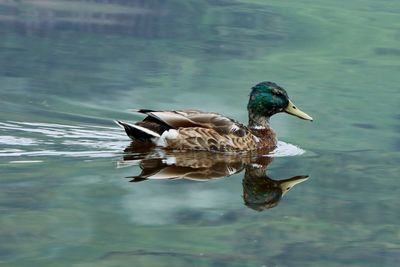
[166, 127, 258, 152]
[140, 110, 248, 137]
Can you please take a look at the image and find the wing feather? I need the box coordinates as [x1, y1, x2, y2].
[132, 109, 248, 137]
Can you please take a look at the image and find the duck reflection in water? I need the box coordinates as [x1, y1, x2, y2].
[120, 144, 309, 211]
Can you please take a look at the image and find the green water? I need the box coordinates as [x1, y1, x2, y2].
[1, 0, 399, 266]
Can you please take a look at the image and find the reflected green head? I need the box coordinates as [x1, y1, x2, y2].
[247, 81, 289, 117]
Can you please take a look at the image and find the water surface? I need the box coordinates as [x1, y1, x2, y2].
[1, 0, 400, 266]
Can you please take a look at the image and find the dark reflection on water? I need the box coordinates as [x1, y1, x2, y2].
[121, 143, 309, 211]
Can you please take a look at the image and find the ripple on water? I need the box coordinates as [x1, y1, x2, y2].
[0, 121, 128, 160]
[0, 136, 39, 146]
[0, 121, 308, 160]
[270, 141, 306, 157]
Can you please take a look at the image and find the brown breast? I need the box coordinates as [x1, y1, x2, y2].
[251, 128, 277, 152]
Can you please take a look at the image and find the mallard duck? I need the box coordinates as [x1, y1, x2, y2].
[116, 81, 312, 152]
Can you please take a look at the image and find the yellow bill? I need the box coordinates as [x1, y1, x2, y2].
[280, 175, 309, 196]
[284, 99, 313, 121]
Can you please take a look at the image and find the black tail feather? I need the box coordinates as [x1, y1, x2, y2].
[115, 120, 158, 142]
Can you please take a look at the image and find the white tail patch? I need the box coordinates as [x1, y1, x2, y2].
[156, 129, 179, 147]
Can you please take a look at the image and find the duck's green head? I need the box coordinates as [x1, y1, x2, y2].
[247, 81, 313, 121]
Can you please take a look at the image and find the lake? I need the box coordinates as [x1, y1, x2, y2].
[1, 0, 399, 266]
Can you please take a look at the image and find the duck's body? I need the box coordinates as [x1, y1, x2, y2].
[116, 82, 312, 153]
[117, 109, 277, 152]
